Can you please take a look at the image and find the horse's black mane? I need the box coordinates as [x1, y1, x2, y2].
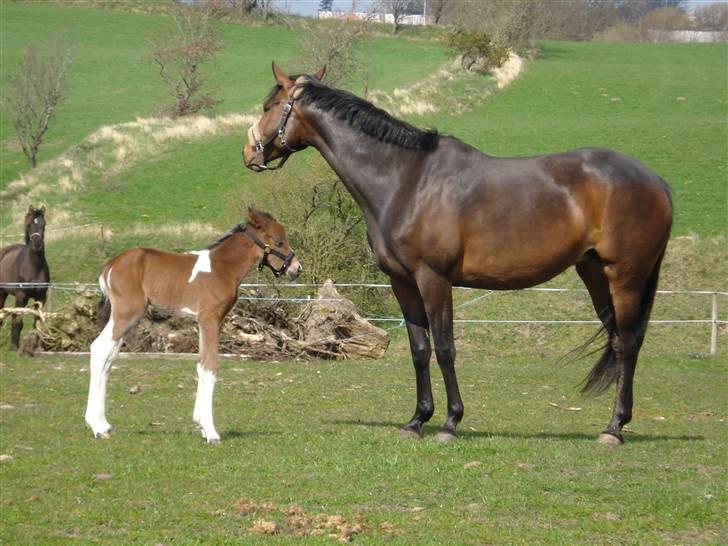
[206, 211, 275, 250]
[300, 79, 439, 151]
[267, 77, 439, 151]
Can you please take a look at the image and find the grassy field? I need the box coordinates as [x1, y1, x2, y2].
[422, 40, 728, 237]
[0, 4, 726, 543]
[0, 341, 725, 544]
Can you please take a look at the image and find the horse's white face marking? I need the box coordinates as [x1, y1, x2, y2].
[187, 250, 212, 283]
[33, 218, 39, 224]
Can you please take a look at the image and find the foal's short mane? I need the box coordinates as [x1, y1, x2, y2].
[268, 77, 439, 152]
[205, 211, 276, 250]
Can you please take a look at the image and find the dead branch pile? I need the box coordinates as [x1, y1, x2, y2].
[27, 281, 389, 360]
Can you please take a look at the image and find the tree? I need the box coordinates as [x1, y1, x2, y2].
[297, 15, 370, 87]
[9, 40, 72, 168]
[148, 6, 225, 117]
[443, 0, 535, 51]
[377, 0, 422, 33]
[428, 0, 454, 24]
[319, 0, 334, 11]
[693, 3, 728, 31]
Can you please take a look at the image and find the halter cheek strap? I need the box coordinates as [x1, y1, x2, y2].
[240, 225, 295, 277]
[248, 79, 308, 170]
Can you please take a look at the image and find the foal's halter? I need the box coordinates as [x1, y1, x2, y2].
[249, 80, 306, 170]
[241, 225, 295, 277]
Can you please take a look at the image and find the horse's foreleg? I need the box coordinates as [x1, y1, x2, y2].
[85, 317, 123, 438]
[10, 292, 29, 350]
[415, 270, 462, 441]
[194, 318, 221, 444]
[391, 278, 433, 438]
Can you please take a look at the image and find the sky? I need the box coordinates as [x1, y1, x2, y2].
[272, 0, 726, 18]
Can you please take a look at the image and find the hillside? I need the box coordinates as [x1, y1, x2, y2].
[0, 3, 726, 290]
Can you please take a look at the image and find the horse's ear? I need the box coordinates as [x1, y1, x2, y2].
[247, 205, 263, 228]
[272, 61, 291, 88]
[39, 206, 46, 214]
[314, 65, 327, 81]
[28, 205, 36, 212]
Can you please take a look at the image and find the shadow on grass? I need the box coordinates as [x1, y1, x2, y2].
[131, 428, 283, 439]
[328, 419, 705, 443]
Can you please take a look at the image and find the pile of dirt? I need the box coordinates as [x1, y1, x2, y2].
[25, 280, 389, 360]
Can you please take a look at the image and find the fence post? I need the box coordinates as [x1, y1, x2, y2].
[710, 293, 718, 355]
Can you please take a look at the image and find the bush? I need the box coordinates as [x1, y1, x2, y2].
[446, 30, 509, 72]
[236, 155, 393, 315]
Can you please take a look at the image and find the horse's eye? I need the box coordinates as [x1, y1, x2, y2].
[276, 241, 284, 248]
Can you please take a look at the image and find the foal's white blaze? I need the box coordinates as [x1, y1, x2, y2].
[187, 250, 212, 283]
[193, 363, 219, 443]
[85, 317, 122, 437]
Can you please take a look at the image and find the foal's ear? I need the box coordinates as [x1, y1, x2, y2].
[247, 205, 264, 228]
[272, 61, 292, 88]
[313, 65, 327, 81]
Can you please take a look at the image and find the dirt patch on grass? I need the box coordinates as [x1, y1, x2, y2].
[223, 497, 395, 542]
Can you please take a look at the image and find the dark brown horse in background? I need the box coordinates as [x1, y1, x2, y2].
[243, 62, 672, 445]
[0, 206, 50, 350]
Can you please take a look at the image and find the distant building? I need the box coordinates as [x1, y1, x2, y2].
[318, 10, 428, 26]
[649, 30, 726, 42]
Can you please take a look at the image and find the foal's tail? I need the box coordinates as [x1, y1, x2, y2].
[580, 248, 666, 396]
[97, 295, 111, 329]
[96, 268, 111, 328]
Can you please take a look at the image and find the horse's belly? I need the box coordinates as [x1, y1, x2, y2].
[457, 238, 588, 289]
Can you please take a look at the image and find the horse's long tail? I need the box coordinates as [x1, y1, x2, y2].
[580, 248, 666, 396]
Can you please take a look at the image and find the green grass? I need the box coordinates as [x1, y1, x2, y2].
[422, 41, 728, 237]
[1, 339, 725, 544]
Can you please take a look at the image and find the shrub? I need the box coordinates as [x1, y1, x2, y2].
[446, 30, 509, 72]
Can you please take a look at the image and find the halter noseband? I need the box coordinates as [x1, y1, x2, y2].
[249, 81, 306, 170]
[241, 225, 295, 277]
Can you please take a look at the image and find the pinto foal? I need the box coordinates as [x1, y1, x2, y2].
[85, 207, 301, 443]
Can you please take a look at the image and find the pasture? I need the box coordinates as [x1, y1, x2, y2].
[1, 2, 726, 543]
[0, 345, 725, 544]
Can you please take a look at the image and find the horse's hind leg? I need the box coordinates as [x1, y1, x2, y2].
[85, 299, 141, 438]
[596, 257, 662, 445]
[193, 317, 221, 444]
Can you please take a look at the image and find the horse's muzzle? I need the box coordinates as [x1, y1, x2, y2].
[286, 258, 302, 282]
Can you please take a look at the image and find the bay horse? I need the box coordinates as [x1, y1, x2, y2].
[242, 62, 673, 445]
[85, 206, 301, 443]
[0, 205, 50, 350]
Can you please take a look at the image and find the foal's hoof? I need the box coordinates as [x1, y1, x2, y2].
[435, 430, 457, 443]
[95, 431, 111, 440]
[597, 432, 623, 445]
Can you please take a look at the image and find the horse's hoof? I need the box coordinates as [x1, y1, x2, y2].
[597, 432, 623, 445]
[435, 431, 457, 443]
[206, 437, 221, 445]
[399, 427, 422, 440]
[95, 431, 111, 440]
